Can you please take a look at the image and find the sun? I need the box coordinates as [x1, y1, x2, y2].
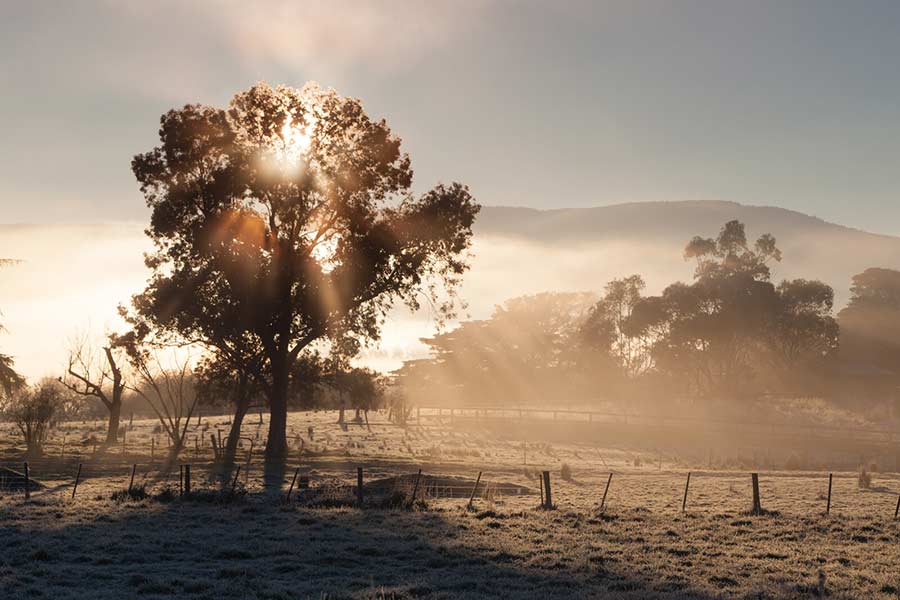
[275, 113, 315, 171]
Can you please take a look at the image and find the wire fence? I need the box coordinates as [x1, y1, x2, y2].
[2, 408, 900, 519]
[3, 452, 900, 523]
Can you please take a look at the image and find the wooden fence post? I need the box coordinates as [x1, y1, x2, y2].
[542, 470, 552, 509]
[24, 462, 30, 500]
[410, 469, 422, 504]
[150, 438, 155, 462]
[230, 466, 241, 496]
[72, 463, 82, 499]
[184, 464, 191, 496]
[682, 472, 691, 512]
[894, 494, 900, 520]
[826, 473, 833, 514]
[751, 473, 761, 515]
[600, 473, 612, 511]
[286, 467, 300, 502]
[467, 471, 483, 510]
[128, 464, 137, 494]
[179, 464, 184, 497]
[357, 467, 364, 507]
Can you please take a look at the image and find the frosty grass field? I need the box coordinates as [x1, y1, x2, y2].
[2, 410, 900, 599]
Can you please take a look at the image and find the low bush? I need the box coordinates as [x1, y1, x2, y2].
[858, 468, 872, 489]
[110, 485, 149, 502]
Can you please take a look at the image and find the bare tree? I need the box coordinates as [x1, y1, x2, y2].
[60, 333, 126, 446]
[127, 350, 198, 466]
[2, 378, 70, 457]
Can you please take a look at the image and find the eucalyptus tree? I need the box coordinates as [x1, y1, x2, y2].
[127, 82, 479, 461]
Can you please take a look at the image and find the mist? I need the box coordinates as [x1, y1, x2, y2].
[2, 204, 895, 380]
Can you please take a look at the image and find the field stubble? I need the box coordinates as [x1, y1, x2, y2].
[1, 411, 900, 598]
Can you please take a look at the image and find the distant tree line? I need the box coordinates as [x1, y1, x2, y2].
[396, 220, 900, 412]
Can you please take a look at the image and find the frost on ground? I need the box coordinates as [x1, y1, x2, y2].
[2, 411, 900, 598]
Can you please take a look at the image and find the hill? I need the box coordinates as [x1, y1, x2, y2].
[472, 201, 900, 306]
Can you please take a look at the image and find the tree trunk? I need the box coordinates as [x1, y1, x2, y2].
[338, 405, 345, 425]
[164, 437, 184, 470]
[223, 392, 250, 464]
[105, 399, 121, 445]
[265, 361, 289, 462]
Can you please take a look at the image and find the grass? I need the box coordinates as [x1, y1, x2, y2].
[110, 484, 149, 502]
[4, 490, 900, 598]
[3, 410, 900, 598]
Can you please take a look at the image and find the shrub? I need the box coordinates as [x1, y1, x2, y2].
[111, 485, 149, 502]
[560, 463, 573, 481]
[153, 486, 178, 502]
[1, 379, 71, 457]
[858, 468, 872, 489]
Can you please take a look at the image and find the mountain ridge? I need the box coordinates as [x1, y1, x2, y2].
[475, 200, 897, 244]
[0, 200, 894, 241]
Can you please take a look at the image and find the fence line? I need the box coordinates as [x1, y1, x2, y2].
[3, 456, 900, 522]
[415, 405, 900, 444]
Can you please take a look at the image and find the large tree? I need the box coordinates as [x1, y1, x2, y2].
[627, 220, 782, 398]
[581, 275, 654, 378]
[765, 279, 838, 380]
[624, 220, 837, 399]
[837, 267, 900, 375]
[128, 83, 479, 461]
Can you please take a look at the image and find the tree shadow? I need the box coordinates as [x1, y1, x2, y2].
[0, 495, 723, 599]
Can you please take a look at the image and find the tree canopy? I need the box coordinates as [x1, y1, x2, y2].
[395, 292, 597, 406]
[625, 221, 836, 398]
[398, 220, 840, 407]
[128, 82, 479, 459]
[837, 267, 900, 376]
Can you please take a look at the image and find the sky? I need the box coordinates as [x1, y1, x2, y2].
[3, 0, 900, 380]
[2, 0, 900, 232]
